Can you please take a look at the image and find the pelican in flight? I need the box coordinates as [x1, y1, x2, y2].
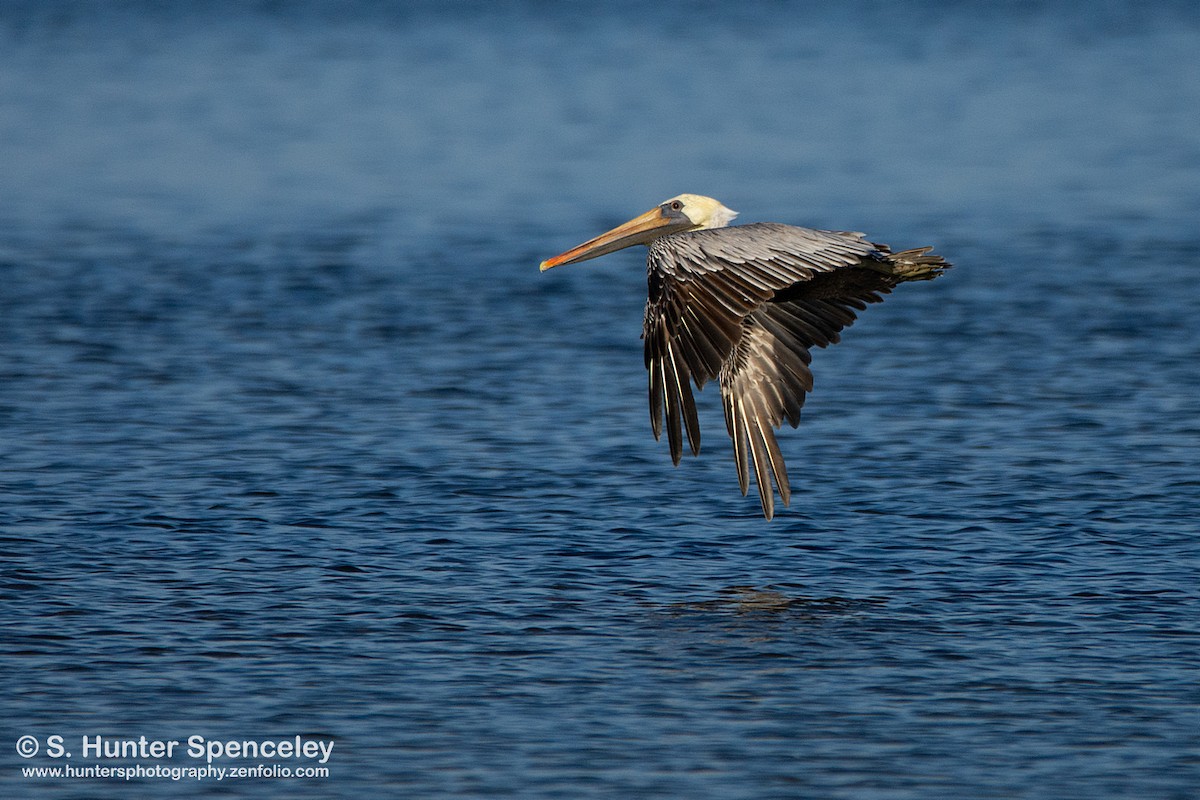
[540, 194, 949, 519]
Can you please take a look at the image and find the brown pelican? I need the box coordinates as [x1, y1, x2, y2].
[540, 194, 949, 519]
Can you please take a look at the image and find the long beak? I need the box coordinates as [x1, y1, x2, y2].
[540, 207, 689, 271]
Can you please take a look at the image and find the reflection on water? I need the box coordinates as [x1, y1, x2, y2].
[2, 2, 1199, 798]
[666, 587, 888, 617]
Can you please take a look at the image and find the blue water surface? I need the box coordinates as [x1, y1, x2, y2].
[2, 1, 1198, 798]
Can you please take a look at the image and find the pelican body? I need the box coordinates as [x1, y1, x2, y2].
[540, 194, 949, 519]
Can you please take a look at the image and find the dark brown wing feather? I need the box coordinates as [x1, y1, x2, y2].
[642, 223, 948, 519]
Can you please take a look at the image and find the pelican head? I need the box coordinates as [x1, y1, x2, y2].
[540, 194, 738, 270]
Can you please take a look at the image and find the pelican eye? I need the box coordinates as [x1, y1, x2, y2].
[669, 200, 684, 211]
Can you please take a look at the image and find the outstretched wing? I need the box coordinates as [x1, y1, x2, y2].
[720, 270, 904, 518]
[642, 223, 917, 518]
